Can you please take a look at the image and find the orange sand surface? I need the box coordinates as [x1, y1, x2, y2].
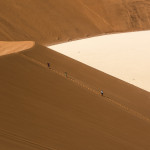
[0, 41, 35, 56]
[0, 44, 150, 149]
[0, 0, 150, 45]
[0, 0, 150, 149]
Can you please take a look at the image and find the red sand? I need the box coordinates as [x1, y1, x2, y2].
[0, 0, 150, 45]
[0, 0, 150, 149]
[0, 41, 35, 56]
[0, 44, 150, 149]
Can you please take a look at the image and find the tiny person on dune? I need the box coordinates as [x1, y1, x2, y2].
[101, 90, 103, 96]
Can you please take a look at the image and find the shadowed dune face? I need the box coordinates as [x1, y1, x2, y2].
[0, 0, 150, 45]
[0, 41, 35, 56]
[0, 44, 150, 149]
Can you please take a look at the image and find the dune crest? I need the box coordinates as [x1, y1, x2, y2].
[0, 41, 35, 56]
[0, 44, 150, 149]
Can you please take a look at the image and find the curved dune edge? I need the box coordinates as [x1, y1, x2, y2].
[0, 41, 35, 56]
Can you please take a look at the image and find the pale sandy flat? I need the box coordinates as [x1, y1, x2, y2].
[49, 31, 150, 92]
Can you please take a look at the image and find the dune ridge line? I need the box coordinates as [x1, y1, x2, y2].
[19, 53, 150, 124]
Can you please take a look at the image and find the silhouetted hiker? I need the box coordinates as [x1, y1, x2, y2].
[101, 90, 103, 96]
[47, 62, 50, 68]
[65, 72, 68, 78]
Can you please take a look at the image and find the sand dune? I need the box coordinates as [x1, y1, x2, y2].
[0, 41, 35, 56]
[0, 44, 150, 149]
[0, 0, 150, 45]
[1, 0, 150, 149]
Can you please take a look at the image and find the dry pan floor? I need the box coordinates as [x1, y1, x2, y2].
[50, 30, 150, 92]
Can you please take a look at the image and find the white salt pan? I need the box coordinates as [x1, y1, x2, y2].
[49, 31, 150, 92]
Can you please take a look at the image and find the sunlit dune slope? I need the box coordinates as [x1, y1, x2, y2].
[0, 41, 35, 56]
[0, 0, 150, 45]
[0, 44, 150, 149]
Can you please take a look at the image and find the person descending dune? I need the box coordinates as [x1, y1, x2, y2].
[65, 72, 68, 78]
[47, 62, 50, 69]
[101, 90, 103, 96]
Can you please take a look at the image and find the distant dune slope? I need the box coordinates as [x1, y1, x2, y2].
[0, 44, 150, 149]
[0, 0, 150, 45]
